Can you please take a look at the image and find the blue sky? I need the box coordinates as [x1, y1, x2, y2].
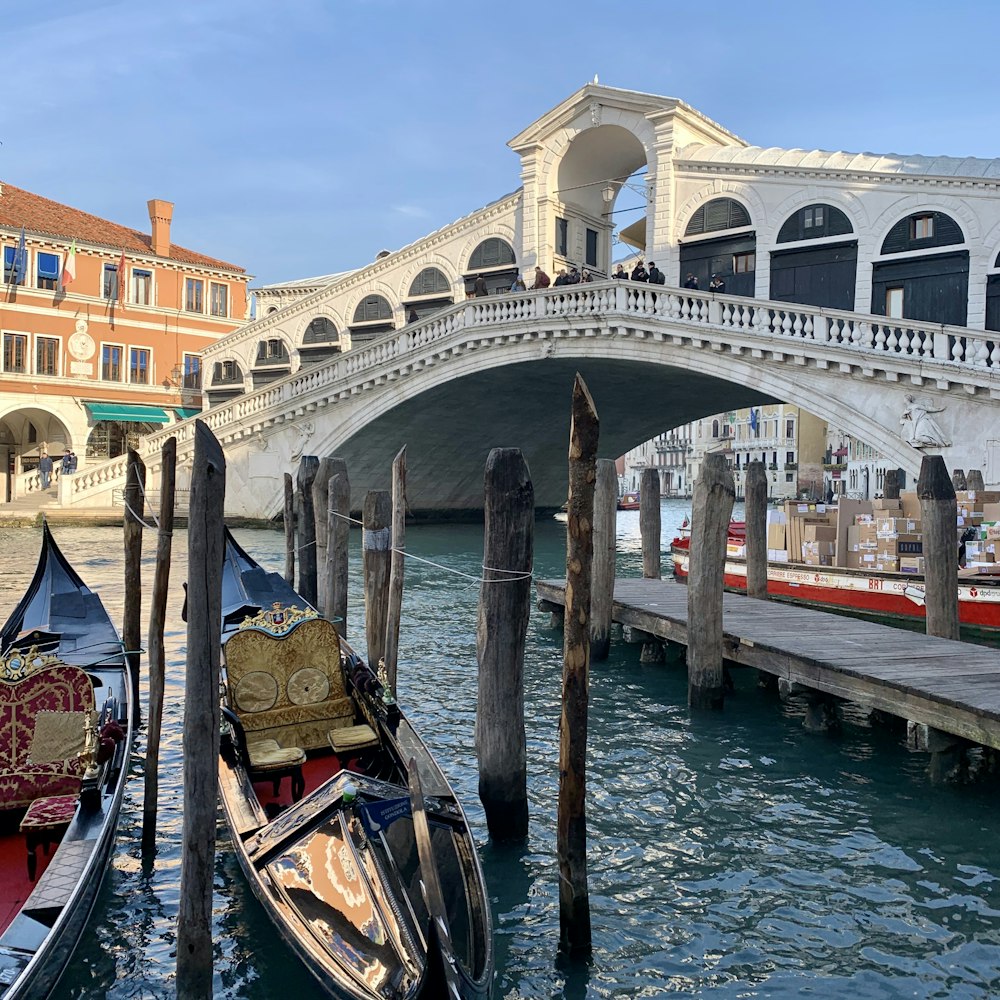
[4, 1, 998, 287]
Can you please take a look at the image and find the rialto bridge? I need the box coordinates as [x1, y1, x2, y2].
[51, 82, 1000, 515]
[61, 282, 1000, 518]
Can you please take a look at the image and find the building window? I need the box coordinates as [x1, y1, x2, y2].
[214, 359, 240, 383]
[556, 218, 568, 257]
[133, 269, 152, 305]
[257, 338, 286, 362]
[886, 286, 904, 319]
[36, 337, 59, 376]
[102, 343, 123, 381]
[468, 238, 516, 271]
[803, 206, 824, 229]
[585, 228, 598, 267]
[786, 451, 795, 464]
[103, 264, 119, 300]
[785, 418, 794, 438]
[185, 278, 204, 313]
[183, 354, 201, 390]
[734, 252, 755, 273]
[785, 473, 794, 483]
[130, 347, 150, 384]
[911, 215, 934, 240]
[3, 247, 21, 284]
[4, 333, 27, 373]
[210, 282, 228, 317]
[36, 252, 60, 290]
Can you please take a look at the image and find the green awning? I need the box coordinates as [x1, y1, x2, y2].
[174, 407, 201, 420]
[85, 402, 170, 424]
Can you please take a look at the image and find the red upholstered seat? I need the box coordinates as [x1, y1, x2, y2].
[0, 663, 94, 811]
[19, 793, 78, 880]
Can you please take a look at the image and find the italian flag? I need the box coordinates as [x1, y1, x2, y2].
[61, 240, 77, 289]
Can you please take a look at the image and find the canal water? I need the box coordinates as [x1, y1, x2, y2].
[6, 501, 1000, 998]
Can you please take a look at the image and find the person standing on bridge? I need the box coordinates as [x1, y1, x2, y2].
[38, 451, 53, 490]
[531, 266, 550, 290]
[709, 273, 726, 293]
[473, 273, 489, 297]
[647, 262, 665, 285]
[613, 263, 627, 280]
[631, 261, 648, 282]
[684, 273, 699, 289]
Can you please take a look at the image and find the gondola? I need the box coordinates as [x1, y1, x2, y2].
[0, 522, 133, 997]
[217, 528, 493, 1000]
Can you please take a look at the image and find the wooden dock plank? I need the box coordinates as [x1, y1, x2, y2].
[537, 577, 1000, 751]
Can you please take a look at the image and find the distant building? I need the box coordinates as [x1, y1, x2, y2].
[0, 183, 250, 499]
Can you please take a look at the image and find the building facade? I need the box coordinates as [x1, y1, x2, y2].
[0, 183, 250, 499]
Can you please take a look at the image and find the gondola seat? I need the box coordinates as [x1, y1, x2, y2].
[223, 617, 355, 752]
[0, 663, 93, 812]
[222, 706, 305, 801]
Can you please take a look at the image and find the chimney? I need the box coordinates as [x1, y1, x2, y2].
[147, 199, 174, 257]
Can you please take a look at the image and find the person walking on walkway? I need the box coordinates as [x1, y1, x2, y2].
[473, 273, 489, 297]
[531, 266, 550, 289]
[38, 451, 53, 490]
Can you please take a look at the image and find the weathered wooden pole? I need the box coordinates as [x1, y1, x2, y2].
[142, 437, 176, 857]
[312, 456, 339, 613]
[176, 421, 226, 998]
[363, 490, 392, 671]
[476, 447, 533, 842]
[327, 463, 351, 637]
[558, 373, 597, 956]
[283, 472, 295, 587]
[951, 468, 968, 492]
[296, 456, 320, 607]
[639, 467, 661, 580]
[967, 469, 985, 493]
[918, 455, 959, 640]
[687, 453, 735, 709]
[123, 448, 146, 716]
[383, 447, 407, 691]
[883, 468, 901, 500]
[590, 459, 617, 661]
[745, 460, 768, 600]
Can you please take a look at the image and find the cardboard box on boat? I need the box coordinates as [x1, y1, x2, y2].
[876, 533, 922, 555]
[766, 522, 786, 549]
[804, 523, 838, 543]
[982, 502, 1000, 522]
[876, 517, 921, 536]
[899, 556, 925, 574]
[872, 498, 902, 511]
[834, 498, 874, 568]
[876, 557, 900, 572]
[803, 540, 835, 565]
[846, 525, 861, 552]
[768, 548, 789, 562]
[901, 491, 921, 519]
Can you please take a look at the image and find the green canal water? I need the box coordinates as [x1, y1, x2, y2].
[6, 501, 1000, 999]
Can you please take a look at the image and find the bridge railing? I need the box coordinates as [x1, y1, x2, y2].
[59, 280, 1000, 509]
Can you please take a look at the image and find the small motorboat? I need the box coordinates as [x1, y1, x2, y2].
[617, 491, 640, 511]
[0, 523, 133, 997]
[216, 529, 493, 999]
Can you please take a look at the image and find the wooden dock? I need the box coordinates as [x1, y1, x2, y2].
[536, 577, 1000, 752]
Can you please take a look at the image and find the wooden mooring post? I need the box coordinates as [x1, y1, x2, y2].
[918, 455, 959, 640]
[142, 437, 176, 857]
[383, 447, 407, 692]
[952, 468, 968, 492]
[558, 374, 596, 955]
[176, 421, 226, 998]
[590, 459, 617, 661]
[327, 463, 351, 637]
[745, 461, 767, 600]
[687, 453, 735, 709]
[884, 468, 901, 500]
[640, 467, 660, 579]
[312, 457, 337, 614]
[363, 490, 392, 672]
[123, 448, 146, 717]
[283, 472, 295, 588]
[296, 457, 320, 607]
[967, 469, 985, 493]
[476, 447, 533, 842]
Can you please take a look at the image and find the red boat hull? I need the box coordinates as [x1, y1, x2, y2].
[670, 542, 1000, 634]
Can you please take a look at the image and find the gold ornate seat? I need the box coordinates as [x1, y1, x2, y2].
[223, 612, 355, 752]
[222, 706, 305, 801]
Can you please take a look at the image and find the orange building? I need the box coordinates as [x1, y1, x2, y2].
[0, 182, 250, 501]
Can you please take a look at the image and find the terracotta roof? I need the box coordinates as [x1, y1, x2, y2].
[0, 181, 246, 273]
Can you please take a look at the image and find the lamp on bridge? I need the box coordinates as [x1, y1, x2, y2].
[602, 183, 616, 209]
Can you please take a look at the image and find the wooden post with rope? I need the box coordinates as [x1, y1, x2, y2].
[326, 462, 351, 637]
[590, 458, 616, 661]
[383, 447, 407, 692]
[363, 490, 392, 672]
[123, 448, 146, 718]
[296, 456, 320, 607]
[176, 421, 226, 998]
[477, 447, 532, 841]
[558, 373, 596, 956]
[283, 472, 295, 588]
[142, 437, 176, 857]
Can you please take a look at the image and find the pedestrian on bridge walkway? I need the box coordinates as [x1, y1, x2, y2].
[38, 452, 53, 490]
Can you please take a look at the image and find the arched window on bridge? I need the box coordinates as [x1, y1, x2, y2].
[206, 359, 244, 407]
[300, 317, 342, 367]
[350, 294, 395, 344]
[872, 211, 968, 327]
[404, 267, 454, 322]
[680, 198, 755, 297]
[464, 238, 517, 298]
[251, 338, 291, 389]
[772, 204, 857, 311]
